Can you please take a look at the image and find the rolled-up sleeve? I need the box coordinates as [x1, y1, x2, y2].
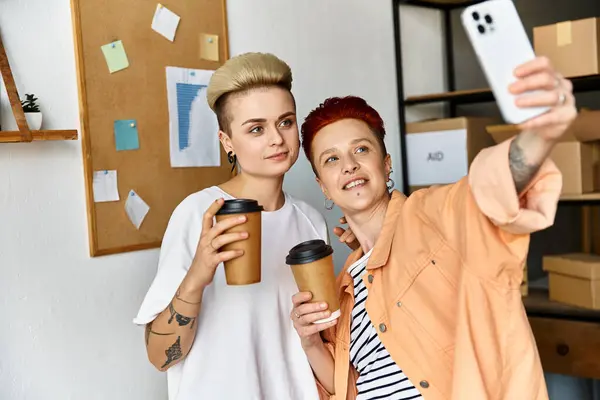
[468, 137, 562, 235]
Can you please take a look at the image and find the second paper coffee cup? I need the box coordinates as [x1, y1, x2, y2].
[215, 199, 263, 285]
[286, 239, 340, 323]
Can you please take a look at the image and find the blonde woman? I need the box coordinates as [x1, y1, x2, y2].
[134, 53, 354, 400]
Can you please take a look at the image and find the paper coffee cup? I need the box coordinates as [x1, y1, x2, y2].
[215, 199, 263, 285]
[286, 239, 340, 323]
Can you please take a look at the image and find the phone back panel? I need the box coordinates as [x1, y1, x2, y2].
[461, 0, 549, 124]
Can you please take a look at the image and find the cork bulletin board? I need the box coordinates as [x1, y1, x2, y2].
[70, 0, 232, 256]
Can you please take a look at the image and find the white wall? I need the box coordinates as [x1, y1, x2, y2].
[0, 1, 167, 399]
[0, 0, 419, 398]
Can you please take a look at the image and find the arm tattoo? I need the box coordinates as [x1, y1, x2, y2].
[168, 302, 196, 329]
[161, 336, 183, 369]
[509, 136, 542, 194]
[145, 323, 175, 346]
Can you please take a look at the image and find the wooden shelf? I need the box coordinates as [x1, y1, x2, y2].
[405, 74, 600, 105]
[525, 287, 600, 323]
[0, 129, 78, 143]
[399, 0, 486, 9]
[559, 193, 600, 202]
[407, 188, 600, 204]
[405, 87, 493, 105]
[0, 32, 78, 144]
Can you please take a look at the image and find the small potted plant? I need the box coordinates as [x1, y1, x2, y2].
[21, 93, 42, 130]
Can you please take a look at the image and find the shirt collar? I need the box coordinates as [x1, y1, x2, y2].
[338, 189, 406, 289]
[366, 190, 405, 270]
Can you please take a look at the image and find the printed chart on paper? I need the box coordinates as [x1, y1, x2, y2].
[166, 67, 221, 168]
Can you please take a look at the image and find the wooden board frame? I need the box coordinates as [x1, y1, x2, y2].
[70, 0, 232, 256]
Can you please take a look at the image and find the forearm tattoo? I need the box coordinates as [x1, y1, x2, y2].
[168, 302, 196, 329]
[509, 136, 541, 194]
[145, 322, 174, 345]
[161, 336, 183, 369]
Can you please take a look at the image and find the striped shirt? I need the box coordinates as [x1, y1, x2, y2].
[349, 250, 423, 400]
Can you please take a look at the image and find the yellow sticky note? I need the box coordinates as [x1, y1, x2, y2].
[200, 34, 219, 62]
[101, 40, 130, 73]
[556, 21, 572, 47]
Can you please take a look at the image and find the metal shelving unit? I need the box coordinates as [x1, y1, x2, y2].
[390, 3, 600, 384]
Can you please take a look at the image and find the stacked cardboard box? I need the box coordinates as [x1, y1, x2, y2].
[534, 18, 600, 78]
[405, 117, 497, 193]
[543, 254, 600, 310]
[533, 19, 600, 308]
[486, 110, 600, 196]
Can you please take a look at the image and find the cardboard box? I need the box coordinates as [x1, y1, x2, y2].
[486, 111, 600, 195]
[569, 109, 600, 143]
[543, 253, 600, 310]
[533, 18, 600, 78]
[406, 117, 497, 192]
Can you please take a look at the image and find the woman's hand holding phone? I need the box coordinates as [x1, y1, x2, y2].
[510, 56, 577, 141]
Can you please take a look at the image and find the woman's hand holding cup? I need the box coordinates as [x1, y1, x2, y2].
[291, 292, 337, 350]
[182, 198, 249, 294]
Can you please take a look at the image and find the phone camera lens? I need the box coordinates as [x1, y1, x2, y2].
[477, 24, 485, 34]
[485, 14, 493, 24]
[472, 11, 480, 21]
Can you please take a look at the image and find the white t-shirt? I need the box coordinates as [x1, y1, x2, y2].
[134, 186, 329, 400]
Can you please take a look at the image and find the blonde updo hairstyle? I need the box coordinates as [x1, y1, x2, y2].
[207, 52, 294, 134]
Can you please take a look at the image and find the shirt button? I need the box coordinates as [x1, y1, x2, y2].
[379, 323, 387, 332]
[368, 274, 374, 283]
[420, 380, 430, 389]
[396, 301, 402, 307]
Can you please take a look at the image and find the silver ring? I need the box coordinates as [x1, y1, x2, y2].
[557, 92, 566, 106]
[293, 312, 300, 319]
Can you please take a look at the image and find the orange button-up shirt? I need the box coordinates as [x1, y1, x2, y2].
[316, 138, 562, 400]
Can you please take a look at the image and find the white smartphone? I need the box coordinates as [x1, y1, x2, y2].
[461, 0, 550, 124]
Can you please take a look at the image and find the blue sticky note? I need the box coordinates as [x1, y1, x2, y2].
[114, 119, 140, 151]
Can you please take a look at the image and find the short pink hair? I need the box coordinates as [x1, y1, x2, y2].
[301, 96, 387, 172]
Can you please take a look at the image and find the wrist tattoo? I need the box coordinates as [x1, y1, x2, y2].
[509, 136, 541, 194]
[175, 289, 202, 305]
[161, 336, 183, 369]
[168, 302, 196, 329]
[145, 323, 175, 345]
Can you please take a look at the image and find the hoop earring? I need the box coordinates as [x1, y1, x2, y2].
[387, 178, 395, 191]
[324, 198, 334, 211]
[227, 151, 237, 172]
